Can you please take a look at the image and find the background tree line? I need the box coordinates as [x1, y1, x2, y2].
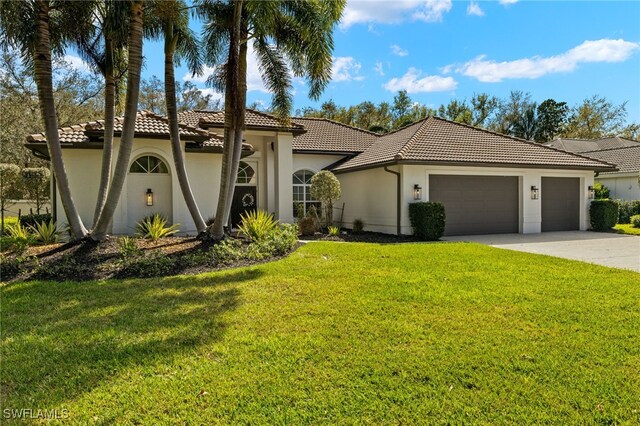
[297, 90, 640, 142]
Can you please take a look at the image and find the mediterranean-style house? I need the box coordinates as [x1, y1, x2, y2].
[25, 110, 615, 236]
[544, 137, 640, 200]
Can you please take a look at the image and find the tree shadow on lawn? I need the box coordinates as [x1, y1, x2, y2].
[1, 268, 263, 409]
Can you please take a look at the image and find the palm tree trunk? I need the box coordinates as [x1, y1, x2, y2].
[92, 1, 144, 241]
[222, 29, 248, 225]
[34, 0, 87, 240]
[164, 25, 206, 233]
[208, 0, 243, 240]
[92, 35, 115, 227]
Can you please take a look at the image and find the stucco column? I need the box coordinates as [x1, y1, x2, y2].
[581, 174, 595, 230]
[274, 133, 294, 223]
[522, 173, 541, 233]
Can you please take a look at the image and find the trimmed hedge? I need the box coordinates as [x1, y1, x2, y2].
[631, 215, 640, 228]
[408, 202, 446, 241]
[19, 213, 52, 228]
[589, 200, 618, 231]
[614, 199, 640, 224]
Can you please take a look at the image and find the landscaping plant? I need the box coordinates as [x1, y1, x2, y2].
[29, 220, 59, 244]
[5, 221, 35, 253]
[136, 213, 179, 243]
[589, 199, 618, 231]
[310, 171, 341, 226]
[630, 214, 640, 228]
[352, 218, 365, 234]
[117, 236, 140, 260]
[408, 202, 446, 241]
[593, 182, 609, 199]
[328, 226, 340, 236]
[237, 210, 278, 242]
[614, 199, 640, 224]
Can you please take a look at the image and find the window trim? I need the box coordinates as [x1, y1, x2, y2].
[293, 169, 320, 217]
[129, 154, 170, 175]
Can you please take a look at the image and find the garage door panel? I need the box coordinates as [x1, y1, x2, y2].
[429, 175, 519, 236]
[541, 177, 579, 232]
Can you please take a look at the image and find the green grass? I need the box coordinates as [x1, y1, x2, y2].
[2, 242, 640, 424]
[615, 223, 640, 236]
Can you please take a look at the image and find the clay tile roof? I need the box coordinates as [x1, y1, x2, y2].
[544, 136, 640, 153]
[580, 145, 640, 174]
[289, 117, 379, 153]
[179, 109, 305, 134]
[334, 116, 616, 172]
[26, 111, 229, 147]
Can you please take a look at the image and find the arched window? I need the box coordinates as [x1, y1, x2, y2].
[236, 161, 256, 184]
[129, 155, 169, 174]
[293, 169, 321, 217]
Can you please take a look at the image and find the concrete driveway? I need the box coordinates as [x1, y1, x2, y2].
[444, 231, 640, 272]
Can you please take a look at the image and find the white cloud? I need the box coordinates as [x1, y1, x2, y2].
[374, 61, 385, 76]
[199, 88, 224, 103]
[499, 0, 518, 5]
[331, 56, 364, 82]
[63, 55, 92, 73]
[390, 44, 409, 56]
[457, 38, 640, 83]
[466, 1, 484, 16]
[341, 0, 452, 28]
[384, 67, 457, 93]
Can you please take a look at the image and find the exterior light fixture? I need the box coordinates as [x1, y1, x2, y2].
[413, 184, 422, 200]
[146, 188, 153, 206]
[588, 185, 595, 199]
[530, 185, 539, 200]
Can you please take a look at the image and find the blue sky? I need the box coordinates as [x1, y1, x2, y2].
[67, 1, 640, 122]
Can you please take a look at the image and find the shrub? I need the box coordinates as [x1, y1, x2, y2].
[29, 220, 59, 244]
[246, 224, 298, 260]
[136, 213, 179, 242]
[5, 222, 35, 253]
[589, 200, 618, 231]
[118, 236, 140, 260]
[593, 182, 610, 199]
[237, 210, 278, 242]
[19, 213, 52, 228]
[209, 238, 244, 265]
[21, 167, 50, 213]
[408, 202, 446, 241]
[328, 226, 340, 236]
[0, 254, 31, 281]
[36, 253, 87, 280]
[297, 217, 316, 236]
[614, 200, 640, 224]
[352, 218, 364, 234]
[630, 214, 640, 228]
[310, 171, 341, 226]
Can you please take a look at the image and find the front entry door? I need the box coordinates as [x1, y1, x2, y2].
[230, 186, 257, 228]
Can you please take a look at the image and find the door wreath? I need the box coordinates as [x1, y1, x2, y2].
[241, 192, 255, 207]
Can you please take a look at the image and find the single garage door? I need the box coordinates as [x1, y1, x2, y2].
[429, 175, 519, 236]
[541, 177, 580, 231]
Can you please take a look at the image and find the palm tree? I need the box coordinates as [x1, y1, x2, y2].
[91, 1, 145, 241]
[0, 0, 94, 239]
[146, 0, 207, 234]
[200, 0, 345, 239]
[72, 1, 129, 227]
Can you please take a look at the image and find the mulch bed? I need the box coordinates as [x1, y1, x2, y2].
[1, 231, 421, 283]
[0, 236, 294, 283]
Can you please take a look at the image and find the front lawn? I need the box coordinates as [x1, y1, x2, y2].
[2, 242, 639, 424]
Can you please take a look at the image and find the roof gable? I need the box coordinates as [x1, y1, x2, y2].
[178, 109, 305, 135]
[544, 136, 640, 153]
[580, 145, 640, 173]
[290, 117, 379, 153]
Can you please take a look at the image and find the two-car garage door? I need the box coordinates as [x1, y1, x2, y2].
[429, 174, 581, 236]
[429, 175, 519, 236]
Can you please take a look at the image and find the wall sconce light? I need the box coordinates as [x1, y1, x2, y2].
[588, 185, 595, 199]
[413, 184, 422, 201]
[146, 188, 153, 206]
[530, 185, 539, 200]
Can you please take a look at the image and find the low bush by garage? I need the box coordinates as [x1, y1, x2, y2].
[589, 200, 618, 231]
[614, 199, 640, 224]
[408, 202, 446, 241]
